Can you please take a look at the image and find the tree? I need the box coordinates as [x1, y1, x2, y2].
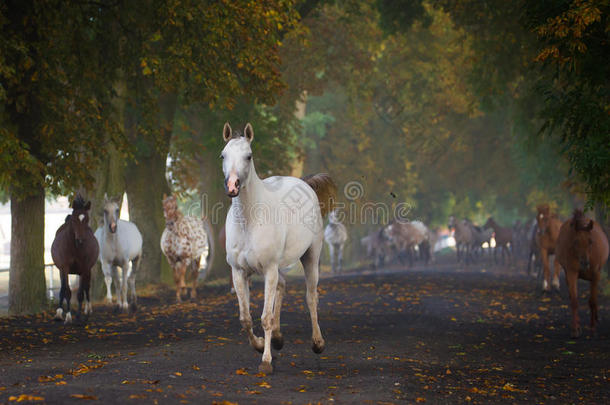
[0, 0, 121, 313]
[529, 0, 610, 207]
[101, 0, 299, 283]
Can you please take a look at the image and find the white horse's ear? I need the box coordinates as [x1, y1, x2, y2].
[223, 122, 232, 142]
[244, 123, 254, 143]
[103, 192, 109, 203]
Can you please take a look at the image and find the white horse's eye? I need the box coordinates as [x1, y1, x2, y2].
[220, 154, 224, 159]
[246, 154, 252, 161]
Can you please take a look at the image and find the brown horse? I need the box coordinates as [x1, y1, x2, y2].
[384, 221, 429, 267]
[556, 210, 609, 338]
[483, 217, 513, 265]
[536, 204, 563, 291]
[51, 195, 99, 324]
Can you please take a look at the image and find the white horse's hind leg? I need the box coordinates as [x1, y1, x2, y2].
[337, 245, 343, 273]
[259, 265, 279, 374]
[120, 264, 130, 312]
[301, 246, 325, 354]
[271, 272, 286, 350]
[128, 271, 137, 312]
[231, 267, 264, 353]
[328, 244, 336, 274]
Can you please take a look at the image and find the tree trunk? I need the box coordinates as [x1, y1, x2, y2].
[9, 186, 47, 314]
[125, 153, 170, 284]
[197, 154, 230, 281]
[124, 91, 176, 285]
[89, 141, 126, 300]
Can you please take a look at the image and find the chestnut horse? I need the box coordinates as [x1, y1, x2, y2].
[556, 210, 609, 338]
[483, 217, 513, 265]
[51, 195, 99, 324]
[536, 204, 563, 291]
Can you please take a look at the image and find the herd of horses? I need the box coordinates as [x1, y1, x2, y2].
[51, 192, 211, 324]
[358, 205, 609, 338]
[47, 122, 608, 373]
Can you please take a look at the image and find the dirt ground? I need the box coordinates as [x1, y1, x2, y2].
[0, 256, 609, 404]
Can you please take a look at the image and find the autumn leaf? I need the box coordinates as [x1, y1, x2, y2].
[9, 395, 45, 402]
[70, 394, 98, 400]
[502, 383, 527, 393]
[257, 381, 271, 389]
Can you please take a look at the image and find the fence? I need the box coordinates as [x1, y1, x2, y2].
[0, 264, 59, 301]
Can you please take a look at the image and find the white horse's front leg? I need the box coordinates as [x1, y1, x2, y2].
[259, 266, 279, 374]
[231, 267, 263, 353]
[101, 262, 113, 304]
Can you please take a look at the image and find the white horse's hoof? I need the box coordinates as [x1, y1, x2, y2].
[64, 312, 73, 325]
[312, 338, 325, 354]
[54, 308, 64, 322]
[104, 297, 113, 305]
[251, 336, 265, 353]
[552, 278, 560, 290]
[258, 361, 273, 374]
[271, 333, 284, 350]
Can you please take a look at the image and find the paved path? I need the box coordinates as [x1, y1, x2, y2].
[0, 262, 608, 404]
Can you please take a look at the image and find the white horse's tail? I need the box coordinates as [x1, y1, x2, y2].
[302, 173, 336, 217]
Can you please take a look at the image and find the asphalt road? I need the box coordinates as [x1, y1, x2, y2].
[0, 259, 608, 404]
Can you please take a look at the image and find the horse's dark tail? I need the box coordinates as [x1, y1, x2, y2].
[302, 173, 336, 217]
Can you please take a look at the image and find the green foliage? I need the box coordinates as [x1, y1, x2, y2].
[0, 0, 122, 198]
[529, 0, 610, 207]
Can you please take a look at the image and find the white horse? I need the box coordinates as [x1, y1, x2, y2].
[94, 195, 143, 312]
[324, 210, 348, 274]
[222, 122, 336, 374]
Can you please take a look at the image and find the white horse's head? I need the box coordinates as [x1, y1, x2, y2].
[102, 194, 120, 233]
[221, 122, 254, 198]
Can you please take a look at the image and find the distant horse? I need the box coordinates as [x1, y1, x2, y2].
[94, 195, 143, 312]
[526, 219, 542, 277]
[448, 216, 474, 263]
[512, 220, 529, 259]
[324, 210, 348, 274]
[384, 220, 430, 266]
[465, 219, 493, 258]
[556, 210, 609, 338]
[484, 217, 513, 265]
[161, 194, 211, 303]
[222, 122, 336, 374]
[361, 228, 392, 268]
[536, 204, 563, 291]
[51, 195, 99, 324]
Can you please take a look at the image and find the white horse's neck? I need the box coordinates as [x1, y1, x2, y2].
[232, 163, 267, 224]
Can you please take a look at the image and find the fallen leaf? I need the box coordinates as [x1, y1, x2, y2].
[70, 394, 98, 400]
[9, 395, 45, 402]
